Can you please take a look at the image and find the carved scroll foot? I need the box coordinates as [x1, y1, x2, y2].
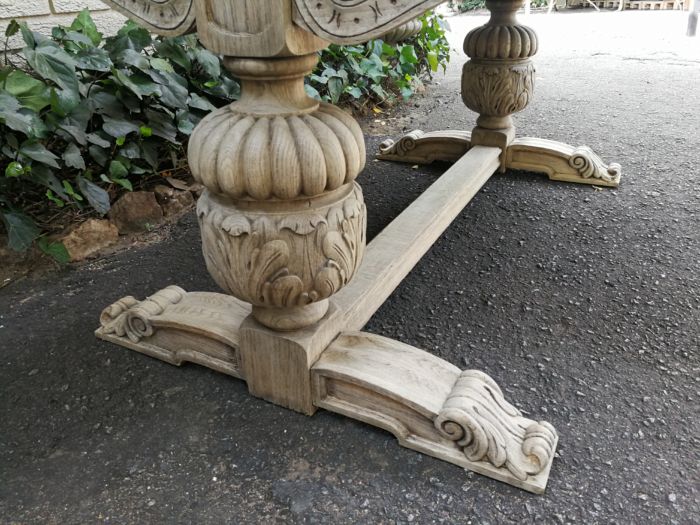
[506, 138, 621, 187]
[312, 332, 558, 494]
[377, 130, 472, 165]
[378, 131, 621, 187]
[96, 286, 250, 378]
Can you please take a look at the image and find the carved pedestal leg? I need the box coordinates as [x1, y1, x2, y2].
[188, 54, 367, 332]
[378, 0, 621, 187]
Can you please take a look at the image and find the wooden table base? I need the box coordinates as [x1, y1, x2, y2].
[97, 146, 564, 494]
[378, 130, 621, 188]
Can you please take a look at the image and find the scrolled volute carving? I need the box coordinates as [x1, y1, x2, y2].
[435, 370, 557, 481]
[464, 24, 538, 61]
[100, 286, 187, 343]
[569, 146, 622, 184]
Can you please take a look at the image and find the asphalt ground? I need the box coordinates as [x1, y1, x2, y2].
[1, 10, 699, 525]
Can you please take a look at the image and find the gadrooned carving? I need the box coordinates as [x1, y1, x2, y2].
[569, 146, 622, 184]
[435, 370, 557, 481]
[188, 102, 365, 201]
[197, 183, 366, 310]
[464, 24, 538, 60]
[100, 286, 187, 343]
[461, 61, 535, 120]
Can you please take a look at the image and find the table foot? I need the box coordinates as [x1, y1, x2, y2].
[313, 332, 558, 494]
[377, 131, 621, 187]
[377, 130, 472, 164]
[96, 286, 250, 378]
[507, 137, 621, 187]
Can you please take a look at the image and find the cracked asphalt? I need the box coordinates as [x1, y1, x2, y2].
[1, 10, 699, 525]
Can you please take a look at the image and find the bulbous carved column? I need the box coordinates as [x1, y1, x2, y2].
[188, 54, 367, 331]
[462, 0, 537, 155]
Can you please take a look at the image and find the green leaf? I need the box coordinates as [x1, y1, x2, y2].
[102, 115, 140, 138]
[19, 141, 60, 168]
[23, 41, 79, 92]
[111, 69, 160, 99]
[194, 48, 221, 78]
[139, 126, 152, 138]
[19, 23, 36, 48]
[86, 133, 111, 148]
[88, 145, 109, 166]
[63, 142, 86, 170]
[145, 109, 178, 143]
[0, 211, 40, 252]
[70, 9, 102, 46]
[38, 237, 70, 264]
[109, 160, 128, 178]
[5, 161, 24, 178]
[30, 164, 68, 200]
[427, 51, 439, 73]
[327, 77, 344, 104]
[74, 47, 112, 72]
[3, 70, 51, 112]
[5, 20, 20, 38]
[0, 90, 47, 137]
[346, 86, 362, 99]
[150, 58, 174, 73]
[105, 20, 151, 54]
[49, 88, 80, 117]
[102, 173, 133, 192]
[116, 48, 150, 72]
[187, 92, 215, 111]
[76, 175, 110, 214]
[154, 39, 191, 72]
[399, 45, 418, 65]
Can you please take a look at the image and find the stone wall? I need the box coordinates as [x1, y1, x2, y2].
[0, 1, 125, 48]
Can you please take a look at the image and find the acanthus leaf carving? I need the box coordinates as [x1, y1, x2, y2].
[198, 184, 366, 312]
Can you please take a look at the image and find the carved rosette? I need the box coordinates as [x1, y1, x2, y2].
[435, 370, 557, 481]
[188, 53, 368, 330]
[198, 184, 366, 330]
[461, 0, 538, 132]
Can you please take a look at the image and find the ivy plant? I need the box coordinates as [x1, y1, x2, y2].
[306, 12, 450, 108]
[0, 10, 450, 259]
[0, 11, 239, 258]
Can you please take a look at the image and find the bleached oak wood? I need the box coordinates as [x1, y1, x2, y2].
[335, 146, 501, 331]
[312, 332, 558, 494]
[96, 0, 562, 493]
[292, 0, 445, 44]
[377, 130, 473, 164]
[378, 0, 621, 186]
[96, 286, 249, 377]
[507, 137, 621, 187]
[376, 132, 622, 187]
[188, 53, 367, 331]
[100, 0, 196, 35]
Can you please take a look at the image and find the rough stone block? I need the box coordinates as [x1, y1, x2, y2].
[109, 191, 164, 234]
[61, 218, 119, 261]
